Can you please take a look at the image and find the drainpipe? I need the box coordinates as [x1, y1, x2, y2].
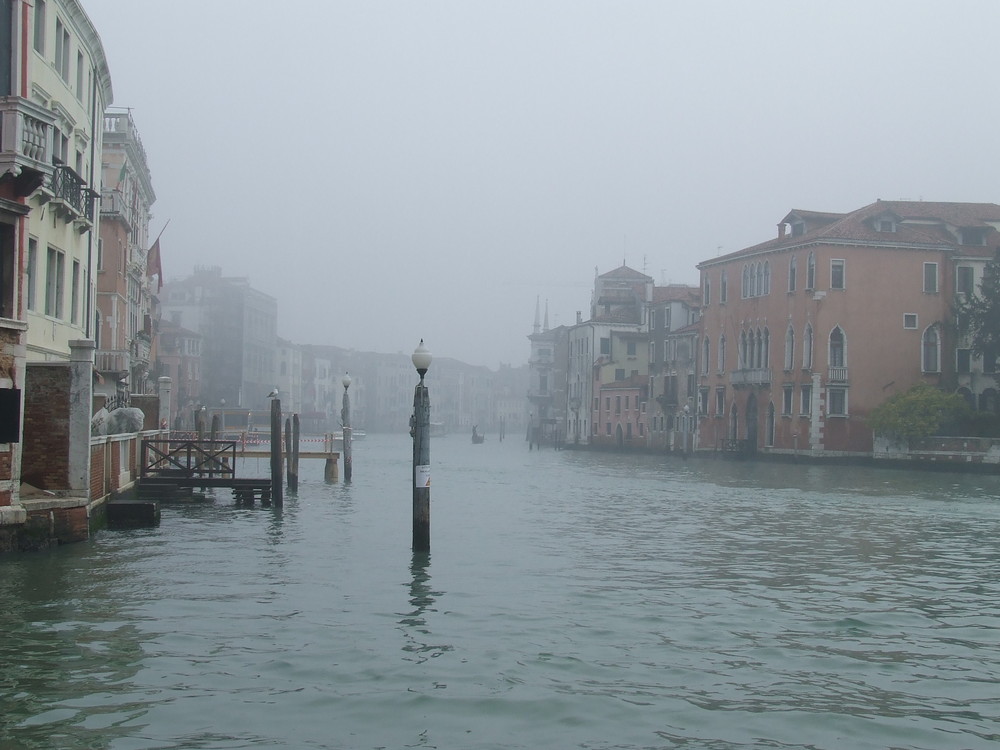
[85, 64, 100, 339]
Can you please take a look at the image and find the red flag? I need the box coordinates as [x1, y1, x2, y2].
[147, 238, 163, 291]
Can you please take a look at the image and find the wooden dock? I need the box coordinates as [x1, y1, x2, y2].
[136, 438, 342, 504]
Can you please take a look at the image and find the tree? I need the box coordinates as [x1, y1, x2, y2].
[867, 384, 970, 441]
[956, 249, 1000, 380]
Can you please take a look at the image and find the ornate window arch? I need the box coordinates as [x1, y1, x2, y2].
[784, 325, 795, 370]
[922, 325, 940, 373]
[829, 326, 846, 367]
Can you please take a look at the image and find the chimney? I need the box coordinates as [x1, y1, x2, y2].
[576, 311, 582, 324]
[778, 222, 786, 238]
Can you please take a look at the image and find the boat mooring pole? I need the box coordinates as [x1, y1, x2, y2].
[411, 341, 432, 552]
[291, 414, 300, 490]
[270, 398, 283, 507]
[342, 373, 353, 482]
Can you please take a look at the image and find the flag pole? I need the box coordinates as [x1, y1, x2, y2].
[151, 219, 170, 247]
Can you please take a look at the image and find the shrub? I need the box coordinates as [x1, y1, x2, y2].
[868, 384, 971, 441]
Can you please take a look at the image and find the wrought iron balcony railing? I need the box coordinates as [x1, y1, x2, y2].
[50, 163, 94, 217]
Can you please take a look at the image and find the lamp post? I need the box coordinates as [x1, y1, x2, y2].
[411, 340, 432, 552]
[341, 372, 353, 482]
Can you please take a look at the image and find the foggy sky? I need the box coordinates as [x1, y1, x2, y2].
[81, 0, 1000, 369]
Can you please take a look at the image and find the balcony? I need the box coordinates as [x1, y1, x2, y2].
[100, 190, 134, 229]
[131, 334, 151, 367]
[49, 164, 97, 230]
[730, 368, 772, 386]
[527, 389, 553, 403]
[0, 96, 54, 196]
[95, 349, 130, 374]
[827, 366, 849, 383]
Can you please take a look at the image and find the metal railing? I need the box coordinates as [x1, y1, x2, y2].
[50, 164, 93, 215]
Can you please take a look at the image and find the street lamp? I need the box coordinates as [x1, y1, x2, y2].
[341, 372, 353, 482]
[411, 340, 432, 551]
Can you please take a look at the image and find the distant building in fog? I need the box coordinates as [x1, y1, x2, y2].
[527, 297, 569, 445]
[156, 320, 201, 427]
[160, 266, 277, 412]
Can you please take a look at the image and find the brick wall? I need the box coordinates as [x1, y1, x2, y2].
[0, 451, 11, 497]
[90, 443, 105, 499]
[22, 365, 71, 489]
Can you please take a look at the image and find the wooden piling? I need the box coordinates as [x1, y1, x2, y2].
[342, 383, 352, 483]
[289, 414, 300, 491]
[270, 399, 283, 507]
[284, 416, 292, 490]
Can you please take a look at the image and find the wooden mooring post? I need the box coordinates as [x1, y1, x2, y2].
[323, 432, 339, 482]
[270, 399, 283, 507]
[285, 415, 299, 491]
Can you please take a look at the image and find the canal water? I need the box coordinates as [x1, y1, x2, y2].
[2, 434, 999, 749]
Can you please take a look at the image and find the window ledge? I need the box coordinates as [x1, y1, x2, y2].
[0, 317, 28, 331]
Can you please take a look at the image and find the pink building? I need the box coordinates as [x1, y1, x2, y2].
[696, 201, 1000, 457]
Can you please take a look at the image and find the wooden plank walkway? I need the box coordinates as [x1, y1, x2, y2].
[136, 438, 342, 503]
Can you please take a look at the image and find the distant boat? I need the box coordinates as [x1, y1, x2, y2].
[471, 425, 485, 444]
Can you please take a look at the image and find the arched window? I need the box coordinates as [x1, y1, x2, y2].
[720, 270, 728, 303]
[803, 323, 814, 369]
[784, 326, 795, 370]
[830, 326, 846, 367]
[753, 329, 762, 368]
[739, 330, 748, 369]
[742, 265, 750, 298]
[749, 263, 757, 297]
[702, 336, 710, 375]
[788, 256, 797, 292]
[704, 276, 711, 306]
[922, 325, 940, 372]
[762, 327, 770, 368]
[755, 263, 763, 296]
[807, 251, 816, 289]
[718, 335, 726, 372]
[763, 261, 770, 295]
[729, 404, 739, 440]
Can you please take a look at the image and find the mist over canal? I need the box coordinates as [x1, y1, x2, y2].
[3, 434, 999, 749]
